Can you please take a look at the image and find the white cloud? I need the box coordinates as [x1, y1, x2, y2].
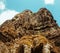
[0, 1, 5, 10]
[45, 0, 54, 5]
[0, 10, 19, 25]
[0, 0, 19, 25]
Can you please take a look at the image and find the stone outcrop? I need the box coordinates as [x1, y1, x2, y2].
[0, 8, 60, 53]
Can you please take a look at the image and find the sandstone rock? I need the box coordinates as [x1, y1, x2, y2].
[0, 8, 60, 53]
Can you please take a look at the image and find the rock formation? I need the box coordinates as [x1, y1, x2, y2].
[0, 8, 60, 53]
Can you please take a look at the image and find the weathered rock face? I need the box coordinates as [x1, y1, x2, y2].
[0, 35, 59, 53]
[0, 8, 60, 53]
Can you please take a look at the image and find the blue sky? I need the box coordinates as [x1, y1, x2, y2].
[0, 0, 60, 26]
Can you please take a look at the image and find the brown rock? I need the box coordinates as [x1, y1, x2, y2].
[0, 8, 60, 53]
